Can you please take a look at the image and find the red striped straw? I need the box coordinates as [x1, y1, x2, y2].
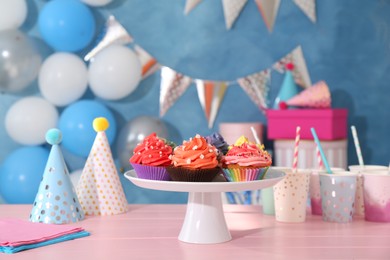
[292, 126, 301, 173]
[316, 146, 324, 169]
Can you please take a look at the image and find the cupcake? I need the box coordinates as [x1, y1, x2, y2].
[205, 132, 229, 158]
[221, 136, 272, 182]
[167, 134, 220, 182]
[129, 133, 173, 181]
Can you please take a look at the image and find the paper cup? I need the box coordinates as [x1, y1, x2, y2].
[349, 165, 388, 216]
[261, 167, 290, 215]
[273, 169, 311, 223]
[362, 170, 390, 222]
[309, 167, 344, 215]
[319, 172, 357, 223]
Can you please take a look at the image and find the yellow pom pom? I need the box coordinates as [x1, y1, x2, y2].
[234, 135, 249, 146]
[93, 117, 109, 132]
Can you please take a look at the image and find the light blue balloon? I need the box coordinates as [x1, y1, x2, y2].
[38, 0, 96, 52]
[0, 146, 50, 204]
[58, 100, 117, 157]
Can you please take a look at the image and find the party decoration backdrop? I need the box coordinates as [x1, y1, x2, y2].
[0, 0, 389, 204]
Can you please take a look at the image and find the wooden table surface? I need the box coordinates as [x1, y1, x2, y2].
[1, 204, 390, 259]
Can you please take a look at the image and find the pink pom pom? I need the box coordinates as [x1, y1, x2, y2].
[279, 101, 288, 110]
[285, 63, 294, 71]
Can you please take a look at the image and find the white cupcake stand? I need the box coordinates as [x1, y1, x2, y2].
[124, 169, 285, 244]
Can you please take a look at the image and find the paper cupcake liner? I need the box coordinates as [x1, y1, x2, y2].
[166, 167, 220, 182]
[131, 163, 171, 181]
[222, 166, 269, 182]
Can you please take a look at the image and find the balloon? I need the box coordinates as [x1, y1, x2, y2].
[0, 30, 42, 93]
[5, 97, 59, 145]
[88, 45, 142, 100]
[116, 116, 168, 170]
[0, 146, 50, 204]
[81, 0, 113, 7]
[38, 0, 95, 52]
[0, 0, 27, 31]
[69, 169, 83, 187]
[58, 100, 117, 157]
[39, 53, 88, 106]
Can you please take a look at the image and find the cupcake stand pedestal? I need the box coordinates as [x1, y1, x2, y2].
[124, 169, 285, 244]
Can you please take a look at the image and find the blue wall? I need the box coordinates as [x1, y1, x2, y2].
[0, 0, 389, 204]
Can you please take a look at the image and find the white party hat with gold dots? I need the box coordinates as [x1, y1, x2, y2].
[76, 117, 128, 216]
[30, 129, 85, 224]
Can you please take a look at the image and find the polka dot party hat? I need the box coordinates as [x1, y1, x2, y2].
[30, 129, 85, 224]
[76, 117, 128, 216]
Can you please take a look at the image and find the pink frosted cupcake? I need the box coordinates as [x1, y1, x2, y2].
[221, 136, 272, 182]
[129, 133, 173, 181]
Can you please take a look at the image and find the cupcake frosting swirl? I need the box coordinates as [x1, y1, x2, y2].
[205, 132, 229, 155]
[130, 133, 173, 166]
[172, 134, 219, 169]
[223, 137, 272, 167]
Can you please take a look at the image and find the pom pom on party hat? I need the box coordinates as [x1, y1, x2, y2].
[76, 117, 128, 216]
[273, 63, 301, 109]
[30, 129, 85, 224]
[286, 80, 331, 108]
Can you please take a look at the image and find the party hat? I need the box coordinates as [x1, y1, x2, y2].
[273, 63, 301, 109]
[30, 129, 85, 224]
[76, 117, 128, 216]
[286, 80, 331, 108]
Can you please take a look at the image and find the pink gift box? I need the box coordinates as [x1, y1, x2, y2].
[266, 109, 348, 140]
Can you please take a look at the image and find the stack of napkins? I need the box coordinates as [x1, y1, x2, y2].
[0, 219, 90, 254]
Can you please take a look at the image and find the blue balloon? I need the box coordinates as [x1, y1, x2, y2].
[38, 0, 96, 52]
[58, 100, 117, 157]
[0, 146, 49, 204]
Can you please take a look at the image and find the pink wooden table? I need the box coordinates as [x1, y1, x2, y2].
[1, 204, 390, 259]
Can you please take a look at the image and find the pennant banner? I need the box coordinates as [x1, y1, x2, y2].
[222, 0, 248, 30]
[184, 0, 203, 15]
[255, 0, 281, 32]
[134, 45, 160, 79]
[237, 69, 270, 111]
[272, 45, 312, 88]
[293, 0, 316, 23]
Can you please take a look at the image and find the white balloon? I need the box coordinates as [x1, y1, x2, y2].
[5, 97, 59, 145]
[39, 53, 88, 106]
[0, 0, 27, 31]
[88, 45, 142, 100]
[69, 169, 83, 187]
[81, 0, 113, 7]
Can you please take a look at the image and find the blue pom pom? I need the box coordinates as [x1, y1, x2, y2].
[46, 128, 62, 145]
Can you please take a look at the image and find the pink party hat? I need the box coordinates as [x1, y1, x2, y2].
[286, 80, 331, 108]
[30, 129, 85, 224]
[76, 117, 128, 216]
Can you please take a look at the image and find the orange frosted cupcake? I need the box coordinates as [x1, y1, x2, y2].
[221, 136, 272, 182]
[129, 133, 173, 181]
[167, 134, 220, 182]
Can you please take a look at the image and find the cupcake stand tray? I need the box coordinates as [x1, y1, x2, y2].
[124, 169, 285, 244]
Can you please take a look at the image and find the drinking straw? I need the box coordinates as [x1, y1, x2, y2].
[310, 127, 332, 174]
[250, 126, 261, 145]
[351, 125, 365, 167]
[316, 146, 324, 169]
[292, 126, 301, 173]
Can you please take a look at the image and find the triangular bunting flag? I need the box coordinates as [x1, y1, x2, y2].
[286, 81, 331, 108]
[30, 129, 84, 224]
[254, 0, 281, 32]
[76, 118, 128, 216]
[184, 0, 203, 15]
[293, 0, 316, 23]
[272, 45, 312, 88]
[160, 67, 192, 117]
[196, 80, 228, 128]
[237, 69, 270, 112]
[134, 45, 160, 79]
[84, 15, 133, 61]
[222, 0, 248, 30]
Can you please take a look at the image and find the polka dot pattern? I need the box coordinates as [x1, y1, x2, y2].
[273, 171, 311, 222]
[319, 174, 357, 223]
[76, 132, 128, 216]
[30, 145, 84, 224]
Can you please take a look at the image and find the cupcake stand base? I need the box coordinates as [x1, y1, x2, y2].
[124, 169, 285, 244]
